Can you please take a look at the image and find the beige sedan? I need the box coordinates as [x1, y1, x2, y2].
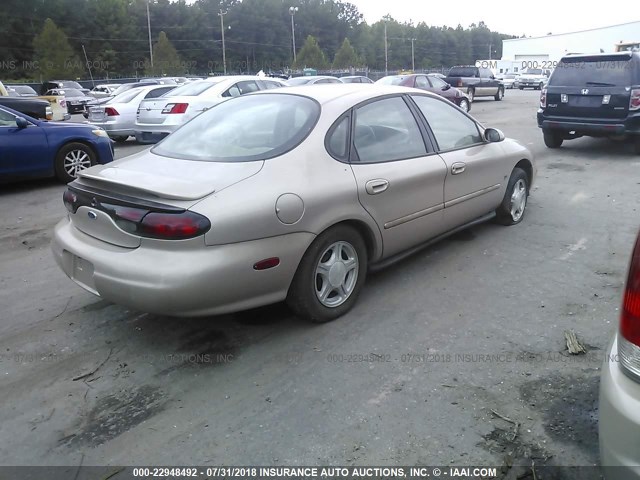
[52, 85, 535, 322]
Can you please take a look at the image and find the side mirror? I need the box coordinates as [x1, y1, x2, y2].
[15, 117, 29, 129]
[485, 127, 505, 143]
[442, 84, 451, 91]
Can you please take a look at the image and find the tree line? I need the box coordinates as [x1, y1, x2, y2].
[1, 0, 516, 81]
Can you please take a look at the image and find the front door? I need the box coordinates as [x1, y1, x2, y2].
[0, 110, 48, 178]
[410, 94, 505, 230]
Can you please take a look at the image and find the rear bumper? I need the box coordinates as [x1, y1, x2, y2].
[599, 335, 640, 480]
[537, 111, 640, 136]
[51, 217, 315, 317]
[91, 121, 135, 137]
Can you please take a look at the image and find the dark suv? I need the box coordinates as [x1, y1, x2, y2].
[537, 52, 640, 153]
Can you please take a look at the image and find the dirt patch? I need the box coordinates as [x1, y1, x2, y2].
[58, 385, 165, 448]
[546, 163, 585, 172]
[519, 374, 599, 459]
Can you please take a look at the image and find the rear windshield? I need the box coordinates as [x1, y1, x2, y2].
[285, 77, 314, 86]
[523, 69, 543, 75]
[110, 88, 143, 103]
[152, 94, 320, 162]
[551, 56, 634, 86]
[376, 76, 406, 85]
[448, 67, 478, 77]
[59, 81, 83, 90]
[165, 80, 222, 97]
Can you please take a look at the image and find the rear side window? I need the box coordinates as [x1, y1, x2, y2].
[353, 97, 427, 163]
[449, 67, 478, 77]
[551, 57, 634, 86]
[326, 116, 349, 160]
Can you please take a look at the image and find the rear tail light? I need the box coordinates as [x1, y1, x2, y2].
[139, 212, 210, 240]
[104, 107, 119, 116]
[620, 232, 640, 380]
[162, 103, 188, 114]
[59, 99, 67, 108]
[630, 88, 640, 111]
[63, 187, 210, 240]
[540, 88, 547, 108]
[457, 79, 462, 87]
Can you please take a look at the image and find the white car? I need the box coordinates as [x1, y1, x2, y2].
[87, 85, 177, 143]
[134, 76, 285, 143]
[498, 74, 520, 89]
[89, 84, 120, 99]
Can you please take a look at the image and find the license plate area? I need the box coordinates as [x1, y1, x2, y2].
[68, 252, 98, 295]
[569, 96, 602, 107]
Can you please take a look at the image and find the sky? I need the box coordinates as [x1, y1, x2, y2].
[346, 0, 639, 37]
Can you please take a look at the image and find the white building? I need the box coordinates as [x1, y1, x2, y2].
[501, 20, 640, 67]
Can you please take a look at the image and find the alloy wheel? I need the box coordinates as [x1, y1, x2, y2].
[314, 241, 359, 308]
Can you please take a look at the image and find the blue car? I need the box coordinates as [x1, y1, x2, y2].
[0, 104, 114, 183]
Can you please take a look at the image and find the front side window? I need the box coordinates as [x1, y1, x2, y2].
[152, 94, 319, 162]
[0, 108, 17, 127]
[412, 95, 482, 151]
[353, 97, 427, 163]
[428, 76, 448, 89]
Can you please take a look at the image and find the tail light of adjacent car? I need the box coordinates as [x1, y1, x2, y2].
[59, 99, 67, 108]
[630, 88, 640, 111]
[63, 187, 211, 240]
[104, 107, 119, 116]
[162, 103, 188, 114]
[619, 231, 640, 381]
[456, 79, 463, 88]
[540, 88, 547, 108]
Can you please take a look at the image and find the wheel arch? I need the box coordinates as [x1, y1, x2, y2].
[514, 158, 534, 189]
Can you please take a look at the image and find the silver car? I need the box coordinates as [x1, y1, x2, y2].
[599, 230, 640, 479]
[87, 85, 176, 143]
[285, 76, 343, 86]
[52, 85, 535, 322]
[134, 76, 285, 143]
[89, 84, 120, 99]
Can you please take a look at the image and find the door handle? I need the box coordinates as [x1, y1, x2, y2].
[451, 162, 466, 175]
[365, 179, 389, 195]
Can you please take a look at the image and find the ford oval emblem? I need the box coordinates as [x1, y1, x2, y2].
[88, 211, 98, 220]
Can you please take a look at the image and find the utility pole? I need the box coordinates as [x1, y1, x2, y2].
[411, 38, 416, 71]
[289, 6, 298, 65]
[488, 43, 492, 60]
[219, 9, 227, 74]
[146, 0, 153, 69]
[384, 21, 388, 76]
[81, 44, 95, 87]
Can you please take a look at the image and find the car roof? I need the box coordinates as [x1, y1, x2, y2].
[561, 51, 636, 60]
[256, 83, 438, 108]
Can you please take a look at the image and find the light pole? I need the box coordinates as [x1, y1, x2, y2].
[410, 38, 416, 71]
[146, 0, 153, 69]
[384, 20, 388, 76]
[289, 6, 298, 65]
[219, 9, 227, 74]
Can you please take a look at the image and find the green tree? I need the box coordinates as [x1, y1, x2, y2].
[295, 35, 328, 69]
[332, 38, 358, 69]
[32, 18, 82, 80]
[146, 31, 183, 76]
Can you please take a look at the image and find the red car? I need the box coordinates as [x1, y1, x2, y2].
[376, 74, 471, 112]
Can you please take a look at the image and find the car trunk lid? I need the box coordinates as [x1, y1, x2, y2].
[69, 150, 263, 247]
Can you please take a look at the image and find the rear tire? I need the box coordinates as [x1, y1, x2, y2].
[494, 87, 504, 101]
[543, 129, 563, 148]
[495, 168, 529, 226]
[634, 136, 640, 155]
[112, 136, 128, 143]
[287, 225, 367, 323]
[54, 142, 96, 183]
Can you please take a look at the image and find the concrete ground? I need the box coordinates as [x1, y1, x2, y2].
[1, 89, 639, 476]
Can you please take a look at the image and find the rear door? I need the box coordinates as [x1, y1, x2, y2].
[479, 68, 499, 96]
[545, 55, 634, 119]
[346, 95, 448, 258]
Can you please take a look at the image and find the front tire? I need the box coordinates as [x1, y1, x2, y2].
[634, 136, 640, 155]
[543, 129, 563, 148]
[54, 142, 96, 183]
[287, 225, 368, 323]
[495, 168, 529, 226]
[467, 88, 475, 103]
[112, 135, 129, 143]
[494, 87, 504, 101]
[458, 98, 470, 112]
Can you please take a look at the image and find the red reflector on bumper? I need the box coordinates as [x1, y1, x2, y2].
[253, 258, 280, 270]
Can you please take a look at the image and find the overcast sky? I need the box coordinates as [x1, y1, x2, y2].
[346, 0, 639, 37]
